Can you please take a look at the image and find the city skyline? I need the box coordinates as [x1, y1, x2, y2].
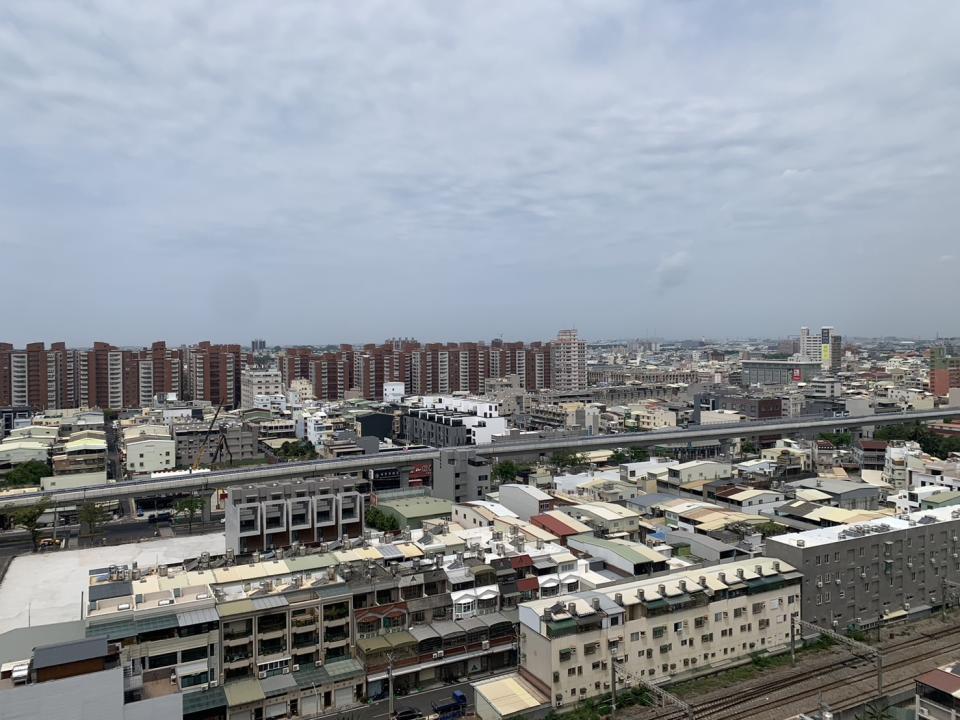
[3, 1, 960, 342]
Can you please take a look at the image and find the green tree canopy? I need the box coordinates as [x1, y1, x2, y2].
[366, 505, 400, 533]
[78, 502, 107, 537]
[875, 422, 960, 458]
[175, 496, 206, 534]
[1, 460, 52, 489]
[277, 439, 318, 461]
[4, 498, 51, 550]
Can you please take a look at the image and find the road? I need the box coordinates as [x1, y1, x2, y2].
[329, 673, 513, 720]
[3, 407, 957, 510]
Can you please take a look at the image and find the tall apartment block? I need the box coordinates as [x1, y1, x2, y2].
[0, 331, 578, 410]
[186, 342, 243, 408]
[798, 326, 841, 373]
[931, 346, 960, 396]
[0, 341, 181, 411]
[550, 329, 587, 392]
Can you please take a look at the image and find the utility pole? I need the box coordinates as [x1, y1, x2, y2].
[386, 652, 395, 719]
[941, 577, 960, 621]
[610, 659, 617, 720]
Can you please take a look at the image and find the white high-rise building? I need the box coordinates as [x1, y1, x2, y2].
[799, 326, 821, 362]
[551, 329, 587, 392]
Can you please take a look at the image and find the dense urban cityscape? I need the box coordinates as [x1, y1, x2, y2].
[5, 2, 960, 720]
[1, 326, 960, 720]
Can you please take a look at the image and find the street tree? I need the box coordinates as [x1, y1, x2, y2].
[175, 496, 206, 534]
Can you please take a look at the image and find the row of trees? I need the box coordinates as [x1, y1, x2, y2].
[875, 422, 960, 458]
[492, 447, 653, 481]
[1, 494, 209, 550]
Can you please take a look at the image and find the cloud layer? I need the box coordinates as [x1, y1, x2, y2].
[2, 1, 959, 343]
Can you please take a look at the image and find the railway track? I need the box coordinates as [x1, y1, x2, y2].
[636, 621, 960, 720]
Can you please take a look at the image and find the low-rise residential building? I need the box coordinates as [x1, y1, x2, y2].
[785, 478, 881, 510]
[557, 503, 644, 540]
[377, 496, 453, 530]
[499, 484, 554, 521]
[452, 501, 518, 530]
[516, 558, 801, 707]
[565, 534, 668, 577]
[663, 461, 733, 490]
[916, 661, 960, 719]
[711, 486, 785, 514]
[121, 424, 175, 477]
[529, 511, 593, 546]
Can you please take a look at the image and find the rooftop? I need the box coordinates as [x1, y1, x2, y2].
[768, 505, 960, 549]
[379, 496, 453, 518]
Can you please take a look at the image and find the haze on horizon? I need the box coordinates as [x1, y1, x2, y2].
[2, 1, 960, 347]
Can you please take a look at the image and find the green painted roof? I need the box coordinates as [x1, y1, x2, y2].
[218, 599, 256, 618]
[379, 496, 453, 518]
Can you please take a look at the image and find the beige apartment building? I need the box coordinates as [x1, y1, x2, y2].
[516, 558, 800, 709]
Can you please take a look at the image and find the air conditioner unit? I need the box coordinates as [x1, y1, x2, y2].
[919, 705, 931, 717]
[258, 671, 267, 679]
[292, 664, 300, 672]
[208, 679, 218, 687]
[816, 581, 823, 588]
[860, 573, 867, 579]
[482, 640, 490, 650]
[835, 578, 841, 585]
[282, 667, 290, 674]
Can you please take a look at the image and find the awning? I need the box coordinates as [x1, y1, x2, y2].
[224, 678, 266, 707]
[409, 625, 441, 643]
[177, 607, 219, 627]
[478, 612, 512, 628]
[532, 558, 557, 569]
[385, 631, 416, 648]
[456, 617, 487, 633]
[182, 685, 227, 714]
[432, 621, 467, 638]
[516, 577, 539, 593]
[261, 672, 298, 697]
[86, 613, 180, 640]
[252, 596, 289, 611]
[357, 636, 391, 653]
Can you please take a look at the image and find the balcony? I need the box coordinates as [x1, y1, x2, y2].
[292, 616, 317, 629]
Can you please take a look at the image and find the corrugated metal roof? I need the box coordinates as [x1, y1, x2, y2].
[409, 625, 440, 642]
[224, 678, 266, 707]
[177, 607, 219, 627]
[432, 620, 466, 638]
[251, 595, 289, 610]
[32, 637, 107, 670]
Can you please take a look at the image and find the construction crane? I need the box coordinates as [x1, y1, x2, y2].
[191, 404, 223, 471]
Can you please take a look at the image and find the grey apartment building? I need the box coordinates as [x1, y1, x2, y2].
[766, 506, 960, 630]
[224, 478, 366, 554]
[740, 360, 821, 387]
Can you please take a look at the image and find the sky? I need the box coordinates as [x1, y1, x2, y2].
[2, 1, 960, 346]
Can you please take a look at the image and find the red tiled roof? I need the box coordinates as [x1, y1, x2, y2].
[858, 440, 888, 451]
[516, 577, 540, 592]
[530, 513, 578, 537]
[917, 669, 960, 696]
[510, 554, 533, 570]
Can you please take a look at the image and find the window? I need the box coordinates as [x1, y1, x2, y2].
[630, 632, 640, 642]
[653, 626, 666, 639]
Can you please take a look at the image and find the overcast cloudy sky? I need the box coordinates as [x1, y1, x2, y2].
[2, 1, 959, 346]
